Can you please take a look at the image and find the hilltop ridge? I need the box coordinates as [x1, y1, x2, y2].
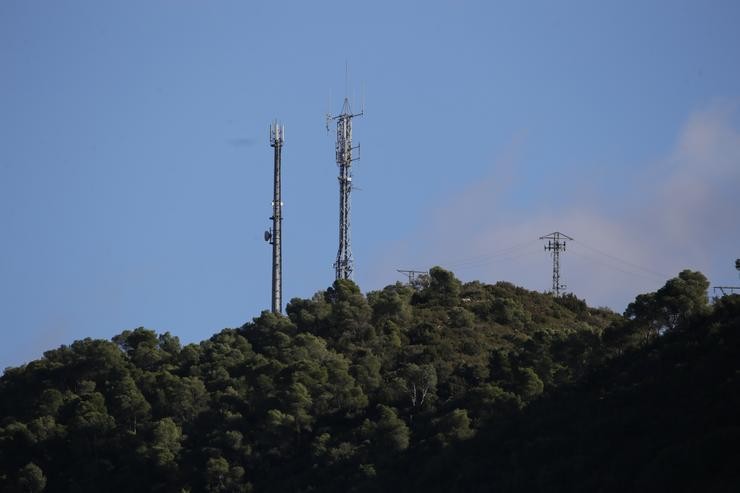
[1, 267, 738, 492]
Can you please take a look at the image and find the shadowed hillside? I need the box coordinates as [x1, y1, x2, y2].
[2, 268, 738, 492]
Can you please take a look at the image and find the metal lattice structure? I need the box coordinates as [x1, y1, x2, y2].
[712, 259, 740, 298]
[714, 286, 740, 297]
[397, 269, 430, 290]
[540, 232, 573, 296]
[265, 121, 284, 314]
[328, 97, 362, 280]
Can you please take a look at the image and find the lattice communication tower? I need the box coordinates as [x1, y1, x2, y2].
[327, 97, 362, 280]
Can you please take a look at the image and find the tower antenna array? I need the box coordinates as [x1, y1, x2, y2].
[265, 121, 284, 314]
[539, 232, 573, 296]
[327, 95, 363, 280]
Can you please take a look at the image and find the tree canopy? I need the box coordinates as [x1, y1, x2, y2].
[1, 268, 738, 492]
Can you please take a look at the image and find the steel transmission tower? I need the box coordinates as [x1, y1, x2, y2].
[264, 121, 284, 314]
[327, 97, 362, 280]
[539, 232, 573, 296]
[397, 269, 428, 285]
[397, 269, 430, 290]
[713, 258, 740, 297]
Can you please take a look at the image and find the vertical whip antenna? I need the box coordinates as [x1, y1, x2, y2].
[265, 121, 284, 313]
[539, 232, 573, 296]
[327, 93, 363, 281]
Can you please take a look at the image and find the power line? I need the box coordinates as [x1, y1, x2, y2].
[568, 249, 663, 282]
[436, 239, 541, 270]
[450, 243, 543, 271]
[571, 239, 668, 280]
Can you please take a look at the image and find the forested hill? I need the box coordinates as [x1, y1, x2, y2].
[1, 268, 738, 492]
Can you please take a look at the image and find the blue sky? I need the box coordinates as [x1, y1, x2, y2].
[2, 0, 740, 369]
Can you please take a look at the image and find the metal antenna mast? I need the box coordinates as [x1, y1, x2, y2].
[265, 121, 284, 314]
[539, 232, 573, 296]
[327, 96, 362, 280]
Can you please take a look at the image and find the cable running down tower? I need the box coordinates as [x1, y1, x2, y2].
[328, 97, 362, 280]
[265, 121, 284, 314]
[540, 232, 573, 296]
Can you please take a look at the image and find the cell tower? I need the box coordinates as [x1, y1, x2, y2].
[264, 121, 284, 314]
[327, 97, 362, 280]
[539, 232, 573, 296]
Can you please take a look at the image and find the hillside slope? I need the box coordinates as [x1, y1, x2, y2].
[1, 268, 737, 492]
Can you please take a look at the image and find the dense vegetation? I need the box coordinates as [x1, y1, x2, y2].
[1, 268, 738, 492]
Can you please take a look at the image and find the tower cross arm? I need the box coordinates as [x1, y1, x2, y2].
[539, 232, 574, 241]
